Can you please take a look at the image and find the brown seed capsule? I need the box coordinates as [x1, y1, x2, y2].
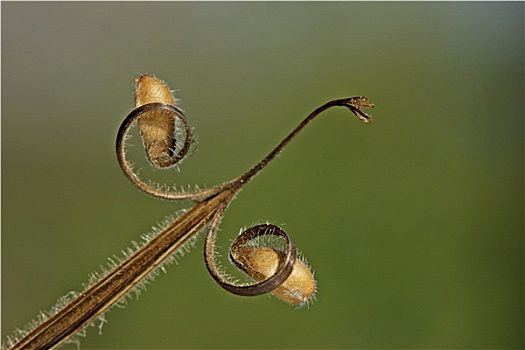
[134, 75, 185, 168]
[231, 246, 317, 306]
[135, 75, 176, 107]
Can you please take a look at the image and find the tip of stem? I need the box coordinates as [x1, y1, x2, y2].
[343, 97, 374, 123]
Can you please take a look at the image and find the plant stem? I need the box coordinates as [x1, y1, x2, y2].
[9, 189, 236, 350]
[5, 94, 373, 350]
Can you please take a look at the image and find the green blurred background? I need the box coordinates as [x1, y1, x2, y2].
[2, 2, 523, 349]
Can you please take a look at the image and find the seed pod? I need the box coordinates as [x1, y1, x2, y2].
[133, 75, 188, 168]
[135, 75, 176, 107]
[231, 245, 316, 306]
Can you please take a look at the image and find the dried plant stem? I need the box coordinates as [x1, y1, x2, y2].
[5, 74, 374, 350]
[239, 97, 372, 186]
[10, 189, 236, 350]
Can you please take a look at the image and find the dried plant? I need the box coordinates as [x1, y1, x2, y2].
[3, 75, 374, 350]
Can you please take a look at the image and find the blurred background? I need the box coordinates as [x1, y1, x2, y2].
[2, 2, 523, 349]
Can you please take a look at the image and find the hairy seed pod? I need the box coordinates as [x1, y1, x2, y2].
[135, 75, 176, 107]
[134, 75, 187, 168]
[231, 246, 316, 305]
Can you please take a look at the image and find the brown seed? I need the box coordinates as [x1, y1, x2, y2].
[134, 75, 179, 168]
[232, 246, 316, 306]
[134, 75, 176, 107]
